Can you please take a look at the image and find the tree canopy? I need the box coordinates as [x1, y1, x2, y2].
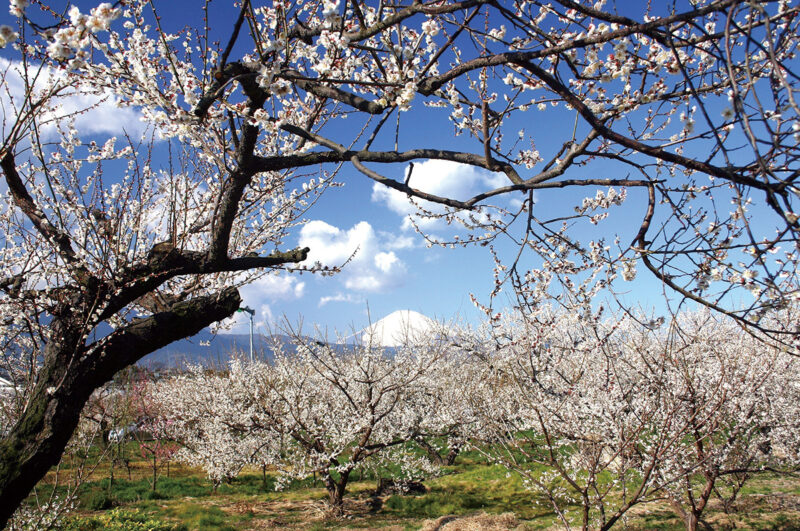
[0, 0, 798, 525]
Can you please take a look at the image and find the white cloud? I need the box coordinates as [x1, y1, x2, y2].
[507, 192, 538, 213]
[299, 220, 407, 293]
[379, 231, 417, 250]
[0, 58, 147, 142]
[508, 196, 525, 211]
[319, 292, 362, 307]
[371, 160, 506, 230]
[299, 220, 368, 265]
[241, 273, 306, 301]
[374, 251, 399, 272]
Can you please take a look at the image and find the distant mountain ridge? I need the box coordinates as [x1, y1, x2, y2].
[139, 331, 292, 369]
[140, 309, 437, 368]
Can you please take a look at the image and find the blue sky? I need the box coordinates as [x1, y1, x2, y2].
[0, 1, 770, 336]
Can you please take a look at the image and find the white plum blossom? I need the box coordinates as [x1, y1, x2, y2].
[321, 0, 339, 20]
[9, 0, 27, 17]
[421, 19, 441, 36]
[0, 25, 18, 48]
[151, 324, 451, 510]
[621, 258, 637, 281]
[468, 307, 800, 530]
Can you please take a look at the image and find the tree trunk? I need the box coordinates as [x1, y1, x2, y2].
[581, 491, 590, 531]
[669, 496, 713, 531]
[443, 444, 461, 466]
[415, 437, 462, 467]
[109, 455, 115, 490]
[325, 470, 351, 514]
[0, 288, 241, 527]
[685, 512, 699, 531]
[415, 437, 445, 466]
[99, 418, 110, 451]
[152, 452, 158, 492]
[0, 324, 93, 527]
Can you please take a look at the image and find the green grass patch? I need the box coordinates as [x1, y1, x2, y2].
[65, 508, 187, 530]
[76, 475, 214, 508]
[384, 489, 483, 517]
[163, 502, 247, 531]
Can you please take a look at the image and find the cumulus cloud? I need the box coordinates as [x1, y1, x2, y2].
[242, 274, 306, 301]
[379, 231, 417, 250]
[371, 160, 506, 230]
[0, 58, 147, 142]
[299, 220, 408, 293]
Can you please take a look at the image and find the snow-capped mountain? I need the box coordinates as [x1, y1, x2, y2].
[357, 310, 438, 348]
[139, 310, 439, 367]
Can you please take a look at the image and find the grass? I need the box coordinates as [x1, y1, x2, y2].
[162, 503, 247, 531]
[23, 444, 800, 530]
[383, 464, 536, 519]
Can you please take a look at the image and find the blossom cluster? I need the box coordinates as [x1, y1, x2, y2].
[44, 3, 121, 62]
[136, 306, 800, 522]
[149, 325, 457, 503]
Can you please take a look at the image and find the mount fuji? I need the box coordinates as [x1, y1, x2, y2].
[355, 310, 438, 348]
[139, 310, 438, 368]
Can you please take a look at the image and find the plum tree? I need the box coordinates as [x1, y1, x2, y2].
[0, 0, 798, 523]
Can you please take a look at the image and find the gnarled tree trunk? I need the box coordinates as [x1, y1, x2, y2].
[324, 469, 352, 515]
[0, 288, 241, 527]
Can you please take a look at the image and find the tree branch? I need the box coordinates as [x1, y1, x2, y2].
[98, 246, 310, 324]
[280, 70, 387, 114]
[0, 152, 76, 263]
[417, 0, 740, 95]
[513, 59, 773, 193]
[82, 287, 242, 383]
[287, 0, 491, 44]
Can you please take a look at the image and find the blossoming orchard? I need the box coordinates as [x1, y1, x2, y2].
[0, 0, 798, 529]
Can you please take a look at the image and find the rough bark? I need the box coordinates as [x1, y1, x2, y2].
[0, 288, 241, 527]
[324, 469, 351, 514]
[414, 436, 461, 466]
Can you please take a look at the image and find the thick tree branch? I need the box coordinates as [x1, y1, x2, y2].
[287, 0, 492, 43]
[218, 0, 250, 69]
[207, 69, 268, 262]
[82, 287, 242, 382]
[224, 247, 310, 271]
[1, 152, 76, 263]
[98, 247, 310, 323]
[195, 62, 389, 119]
[280, 70, 387, 114]
[275, 122, 523, 180]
